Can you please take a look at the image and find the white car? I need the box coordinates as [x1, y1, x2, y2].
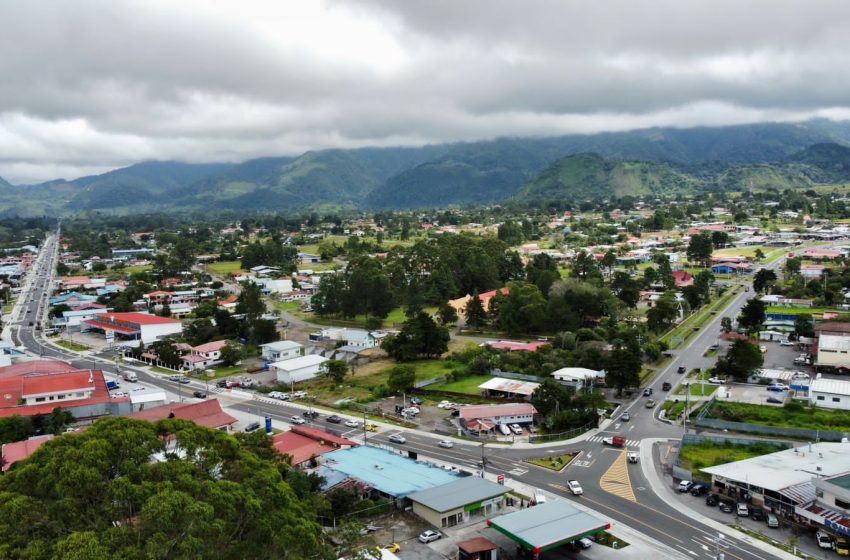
[627, 452, 639, 464]
[290, 416, 306, 425]
[438, 440, 454, 448]
[418, 530, 442, 543]
[389, 433, 407, 444]
[344, 419, 360, 428]
[567, 480, 583, 495]
[780, 340, 794, 346]
[708, 377, 725, 384]
[437, 400, 451, 409]
[292, 391, 307, 399]
[510, 423, 523, 435]
[269, 391, 281, 399]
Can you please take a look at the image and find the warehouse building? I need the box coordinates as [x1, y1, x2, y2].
[408, 477, 510, 529]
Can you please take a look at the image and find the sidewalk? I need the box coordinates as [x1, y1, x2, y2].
[640, 438, 802, 560]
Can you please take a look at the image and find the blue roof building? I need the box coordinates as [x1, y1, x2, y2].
[321, 445, 461, 499]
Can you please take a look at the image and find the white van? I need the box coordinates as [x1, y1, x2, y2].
[499, 423, 511, 436]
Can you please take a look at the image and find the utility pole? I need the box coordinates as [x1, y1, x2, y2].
[684, 382, 690, 434]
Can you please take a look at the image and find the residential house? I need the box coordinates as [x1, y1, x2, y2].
[128, 399, 237, 431]
[458, 403, 537, 428]
[260, 340, 303, 361]
[181, 340, 230, 371]
[272, 426, 357, 467]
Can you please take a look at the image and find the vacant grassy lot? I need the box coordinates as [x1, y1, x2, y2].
[708, 401, 850, 431]
[122, 264, 153, 274]
[679, 440, 786, 477]
[766, 306, 841, 316]
[207, 261, 244, 276]
[298, 306, 434, 329]
[426, 375, 492, 395]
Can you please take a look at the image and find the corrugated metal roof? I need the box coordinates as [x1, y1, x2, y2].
[408, 477, 508, 512]
[488, 501, 608, 551]
[478, 377, 540, 396]
[810, 378, 850, 397]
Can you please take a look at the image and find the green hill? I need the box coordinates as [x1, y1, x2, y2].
[516, 153, 701, 202]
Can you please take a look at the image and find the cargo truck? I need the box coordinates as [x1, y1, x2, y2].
[122, 371, 138, 382]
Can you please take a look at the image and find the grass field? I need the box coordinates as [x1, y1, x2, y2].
[122, 264, 152, 274]
[206, 261, 244, 276]
[766, 306, 841, 315]
[527, 453, 577, 471]
[299, 306, 433, 329]
[674, 382, 718, 397]
[708, 401, 850, 431]
[679, 440, 786, 479]
[426, 374, 492, 395]
[55, 340, 90, 352]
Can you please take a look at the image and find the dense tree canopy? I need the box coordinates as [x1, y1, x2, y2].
[0, 417, 326, 560]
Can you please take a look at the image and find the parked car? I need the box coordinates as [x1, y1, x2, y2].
[690, 483, 709, 496]
[708, 377, 725, 384]
[438, 440, 454, 448]
[528, 425, 538, 433]
[766, 396, 784, 404]
[719, 502, 734, 513]
[380, 543, 401, 553]
[767, 383, 789, 392]
[662, 382, 672, 391]
[192, 391, 207, 399]
[620, 412, 631, 422]
[817, 530, 834, 549]
[834, 535, 850, 556]
[749, 508, 764, 521]
[643, 387, 653, 396]
[244, 422, 261, 433]
[705, 493, 719, 507]
[780, 340, 794, 346]
[766, 513, 779, 528]
[510, 423, 523, 435]
[292, 391, 307, 399]
[326, 415, 342, 424]
[418, 530, 442, 543]
[290, 416, 306, 425]
[410, 397, 422, 405]
[678, 480, 693, 493]
[567, 480, 583, 495]
[759, 346, 768, 353]
[388, 433, 407, 444]
[577, 538, 592, 549]
[736, 503, 749, 517]
[344, 419, 360, 428]
[499, 424, 511, 436]
[677, 365, 686, 374]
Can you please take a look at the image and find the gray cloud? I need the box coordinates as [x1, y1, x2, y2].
[0, 0, 849, 183]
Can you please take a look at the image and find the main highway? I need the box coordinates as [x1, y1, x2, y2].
[10, 233, 788, 559]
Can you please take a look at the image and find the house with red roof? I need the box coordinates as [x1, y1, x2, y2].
[83, 312, 182, 344]
[448, 288, 510, 318]
[272, 426, 357, 467]
[2, 435, 53, 472]
[458, 403, 538, 428]
[181, 340, 231, 371]
[128, 399, 237, 431]
[0, 364, 130, 420]
[483, 340, 547, 352]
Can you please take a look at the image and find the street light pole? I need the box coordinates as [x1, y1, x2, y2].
[684, 382, 690, 434]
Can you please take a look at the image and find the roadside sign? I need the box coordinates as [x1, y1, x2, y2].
[497, 474, 505, 485]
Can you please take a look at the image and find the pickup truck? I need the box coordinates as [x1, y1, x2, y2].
[602, 435, 626, 447]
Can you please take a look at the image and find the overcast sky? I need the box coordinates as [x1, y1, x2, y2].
[1, 0, 850, 184]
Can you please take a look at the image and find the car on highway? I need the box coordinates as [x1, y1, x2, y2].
[177, 376, 190, 384]
[365, 423, 380, 432]
[620, 412, 630, 422]
[438, 440, 454, 448]
[662, 381, 672, 391]
[678, 480, 693, 493]
[627, 452, 639, 463]
[192, 391, 207, 399]
[290, 416, 306, 425]
[344, 419, 360, 428]
[216, 379, 228, 388]
[645, 399, 656, 408]
[643, 387, 653, 396]
[302, 410, 320, 419]
[326, 415, 342, 424]
[418, 530, 442, 544]
[388, 433, 407, 444]
[677, 365, 686, 374]
[567, 480, 583, 495]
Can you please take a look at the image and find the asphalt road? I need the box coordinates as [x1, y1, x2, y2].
[13, 236, 790, 559]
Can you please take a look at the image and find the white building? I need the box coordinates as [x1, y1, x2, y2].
[82, 312, 183, 344]
[816, 334, 850, 369]
[810, 378, 850, 410]
[551, 367, 606, 391]
[271, 354, 328, 385]
[261, 340, 303, 361]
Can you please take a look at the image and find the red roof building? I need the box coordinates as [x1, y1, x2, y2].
[0, 367, 124, 419]
[2, 435, 53, 472]
[83, 312, 183, 344]
[671, 270, 694, 288]
[459, 403, 538, 422]
[128, 399, 237, 431]
[484, 340, 547, 352]
[272, 426, 357, 466]
[0, 360, 78, 379]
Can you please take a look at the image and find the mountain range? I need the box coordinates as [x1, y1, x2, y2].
[3, 120, 850, 216]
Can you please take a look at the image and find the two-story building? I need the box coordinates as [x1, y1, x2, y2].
[181, 340, 230, 371]
[260, 340, 303, 362]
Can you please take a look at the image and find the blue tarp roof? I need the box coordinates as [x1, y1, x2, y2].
[322, 446, 460, 498]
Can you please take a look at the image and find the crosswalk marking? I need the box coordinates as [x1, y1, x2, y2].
[585, 435, 641, 448]
[509, 467, 528, 476]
